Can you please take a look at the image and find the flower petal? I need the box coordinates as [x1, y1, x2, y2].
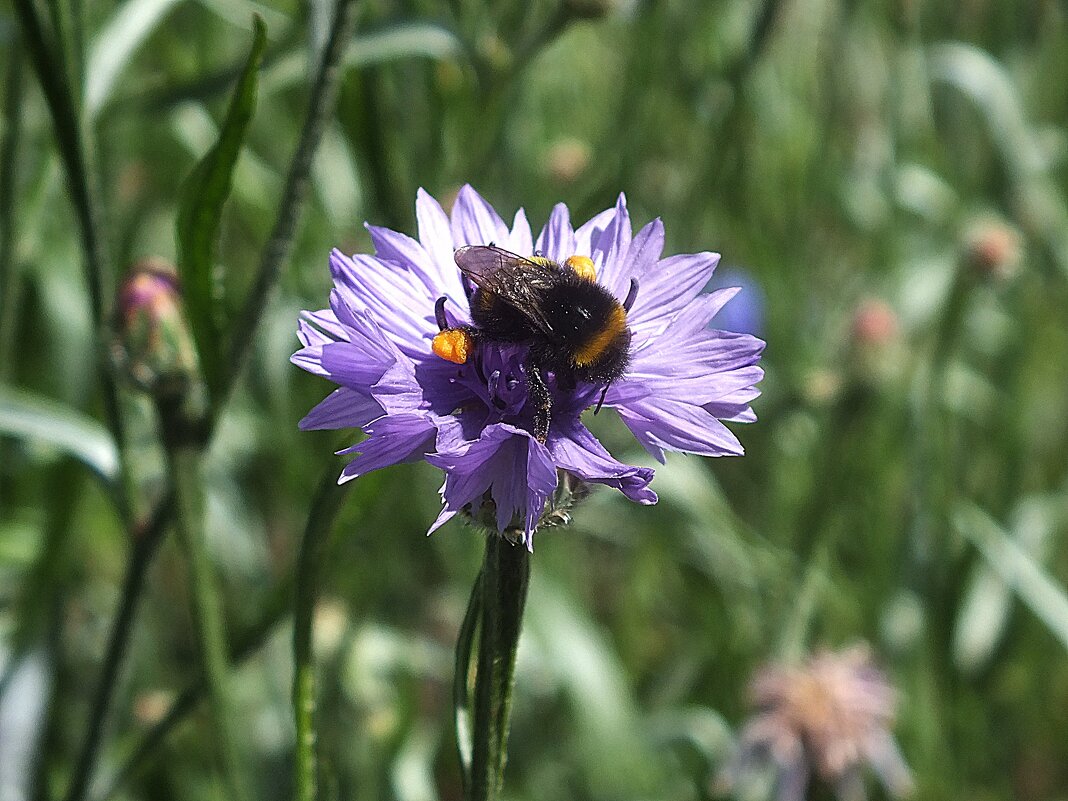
[299, 387, 383, 431]
[416, 188, 467, 301]
[297, 309, 348, 345]
[337, 413, 437, 483]
[426, 423, 555, 547]
[591, 194, 632, 299]
[573, 205, 618, 256]
[612, 218, 664, 299]
[509, 207, 534, 256]
[365, 224, 437, 282]
[610, 330, 765, 405]
[523, 438, 557, 545]
[305, 297, 426, 413]
[535, 203, 576, 263]
[450, 184, 510, 247]
[628, 253, 723, 340]
[548, 422, 657, 504]
[329, 250, 442, 352]
[615, 397, 746, 462]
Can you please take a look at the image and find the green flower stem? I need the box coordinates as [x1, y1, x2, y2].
[453, 569, 483, 793]
[777, 542, 831, 663]
[62, 493, 173, 801]
[914, 266, 975, 564]
[166, 443, 248, 801]
[222, 0, 358, 412]
[11, 0, 132, 526]
[0, 43, 25, 382]
[97, 461, 347, 801]
[292, 470, 349, 801]
[0, 43, 25, 518]
[97, 570, 296, 801]
[469, 535, 531, 801]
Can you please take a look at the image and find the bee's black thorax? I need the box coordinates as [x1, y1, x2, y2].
[469, 267, 631, 385]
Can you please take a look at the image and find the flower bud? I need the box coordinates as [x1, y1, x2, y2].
[851, 298, 898, 347]
[114, 258, 200, 398]
[849, 299, 904, 387]
[962, 216, 1022, 282]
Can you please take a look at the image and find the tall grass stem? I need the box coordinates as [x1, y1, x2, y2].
[292, 470, 350, 801]
[222, 0, 358, 411]
[166, 444, 248, 801]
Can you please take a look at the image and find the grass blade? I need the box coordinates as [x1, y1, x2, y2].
[0, 386, 118, 485]
[85, 0, 182, 119]
[175, 15, 267, 397]
[954, 502, 1068, 654]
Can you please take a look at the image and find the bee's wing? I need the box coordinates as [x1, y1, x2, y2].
[454, 245, 557, 334]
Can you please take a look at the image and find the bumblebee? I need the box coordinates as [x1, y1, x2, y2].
[432, 245, 639, 443]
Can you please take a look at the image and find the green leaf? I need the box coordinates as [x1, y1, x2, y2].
[175, 15, 267, 397]
[84, 0, 183, 119]
[954, 502, 1068, 654]
[0, 385, 118, 484]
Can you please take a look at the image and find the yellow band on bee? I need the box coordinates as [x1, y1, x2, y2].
[565, 255, 597, 282]
[574, 305, 626, 367]
[432, 329, 472, 364]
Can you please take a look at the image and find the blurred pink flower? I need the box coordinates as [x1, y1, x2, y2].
[722, 645, 914, 801]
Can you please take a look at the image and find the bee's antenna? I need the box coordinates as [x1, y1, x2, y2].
[623, 278, 639, 312]
[434, 296, 449, 331]
[593, 382, 611, 415]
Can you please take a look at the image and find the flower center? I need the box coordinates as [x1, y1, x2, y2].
[459, 342, 531, 419]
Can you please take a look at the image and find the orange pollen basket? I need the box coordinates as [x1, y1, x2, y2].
[564, 255, 597, 282]
[432, 329, 472, 364]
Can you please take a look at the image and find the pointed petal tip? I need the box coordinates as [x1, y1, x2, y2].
[428, 507, 456, 536]
[455, 183, 477, 200]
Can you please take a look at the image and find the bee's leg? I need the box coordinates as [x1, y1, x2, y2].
[623, 278, 640, 312]
[593, 382, 611, 415]
[527, 364, 551, 444]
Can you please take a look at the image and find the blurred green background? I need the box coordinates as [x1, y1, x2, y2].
[2, 0, 1068, 799]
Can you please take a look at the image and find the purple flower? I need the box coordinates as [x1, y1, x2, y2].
[705, 266, 765, 337]
[292, 186, 764, 548]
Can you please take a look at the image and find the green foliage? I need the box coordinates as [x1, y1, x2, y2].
[3, 1, 1068, 801]
[175, 15, 266, 398]
[0, 386, 118, 485]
